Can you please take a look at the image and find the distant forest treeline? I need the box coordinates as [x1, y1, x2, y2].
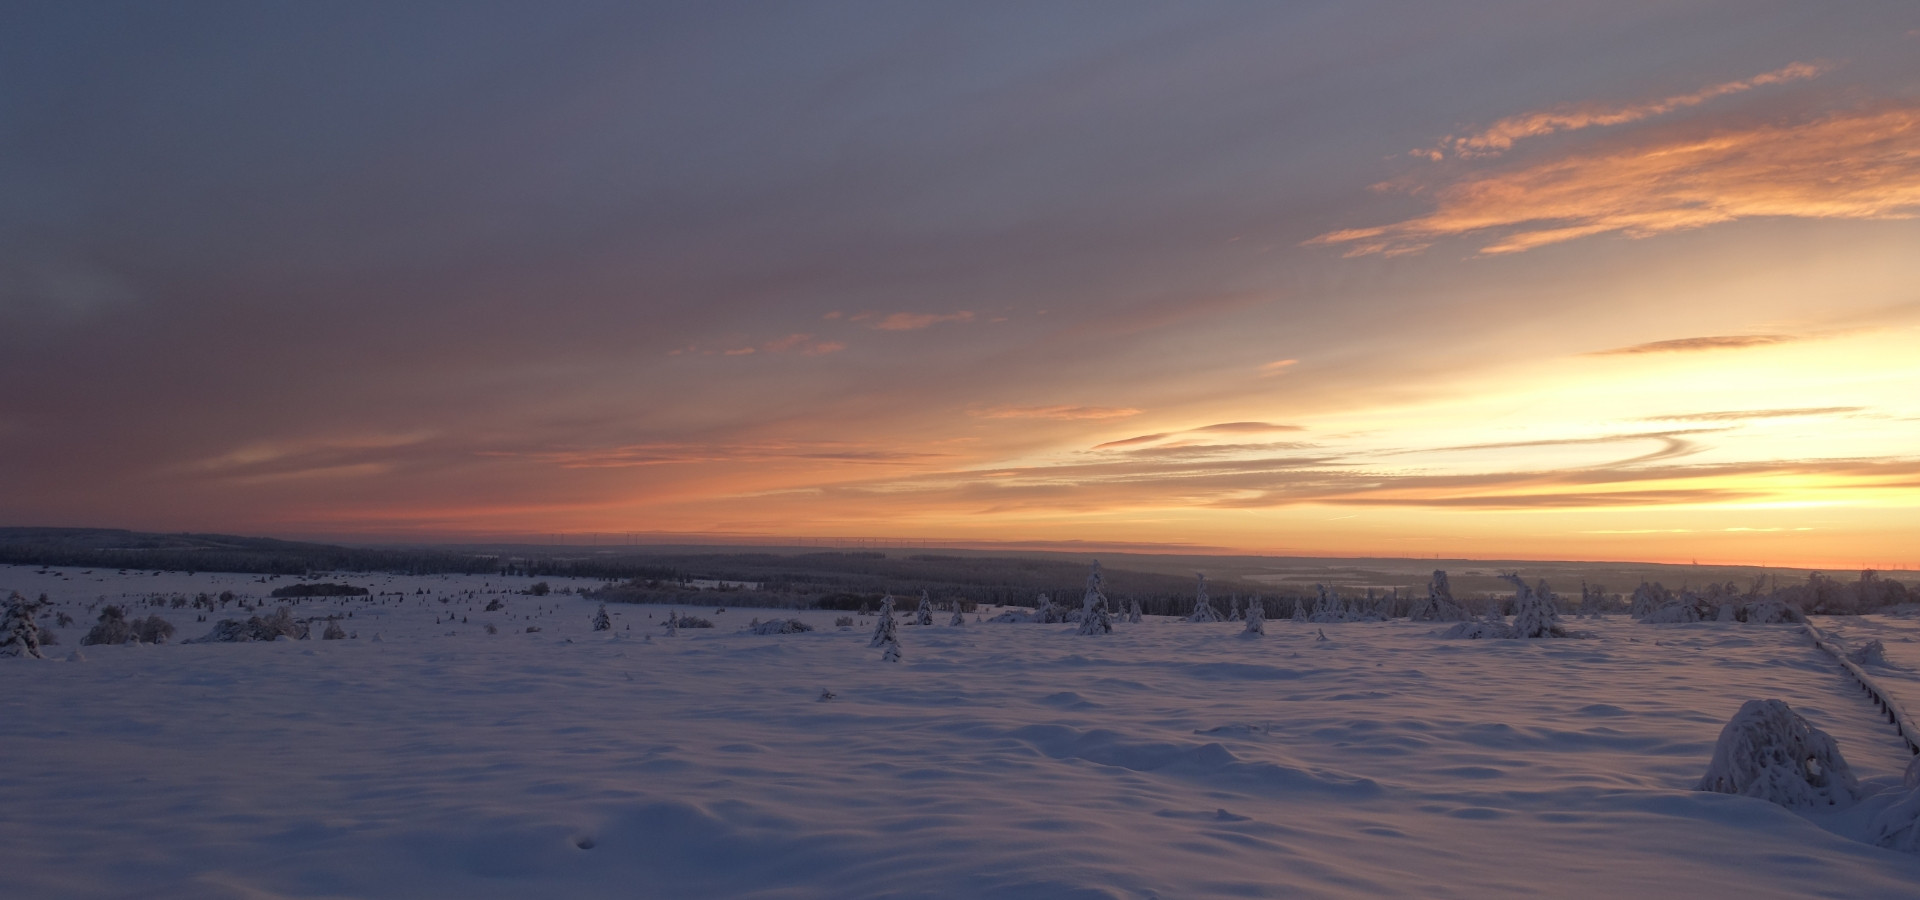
[0, 528, 675, 580]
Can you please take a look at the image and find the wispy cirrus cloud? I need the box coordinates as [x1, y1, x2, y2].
[1095, 421, 1304, 449]
[1312, 100, 1920, 257]
[672, 333, 846, 357]
[971, 405, 1142, 420]
[1640, 406, 1865, 423]
[1422, 62, 1826, 159]
[856, 311, 975, 331]
[1587, 334, 1801, 355]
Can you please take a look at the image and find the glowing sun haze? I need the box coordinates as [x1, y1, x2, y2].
[4, 2, 1919, 568]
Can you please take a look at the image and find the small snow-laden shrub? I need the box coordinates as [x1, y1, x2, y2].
[484, 623, 498, 635]
[1576, 582, 1608, 619]
[1714, 602, 1739, 622]
[81, 606, 134, 646]
[322, 620, 347, 640]
[985, 607, 1037, 624]
[1309, 584, 1350, 624]
[1290, 598, 1308, 623]
[1440, 620, 1514, 640]
[484, 598, 504, 612]
[834, 616, 854, 628]
[1641, 602, 1702, 624]
[1847, 640, 1887, 666]
[2, 591, 49, 659]
[1630, 582, 1671, 618]
[1744, 597, 1794, 624]
[915, 591, 934, 626]
[187, 607, 309, 643]
[672, 615, 713, 629]
[1126, 597, 1142, 625]
[747, 618, 813, 635]
[591, 604, 612, 632]
[1696, 699, 1859, 809]
[949, 603, 965, 627]
[131, 615, 175, 644]
[1243, 597, 1265, 636]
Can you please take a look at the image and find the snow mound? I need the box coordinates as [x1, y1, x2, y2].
[187, 607, 309, 643]
[1743, 597, 1794, 624]
[1846, 639, 1887, 666]
[1696, 699, 1859, 809]
[1440, 621, 1514, 640]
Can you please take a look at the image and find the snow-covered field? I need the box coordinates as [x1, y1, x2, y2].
[6, 564, 1920, 899]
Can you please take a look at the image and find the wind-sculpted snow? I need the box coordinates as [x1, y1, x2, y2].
[6, 564, 1920, 897]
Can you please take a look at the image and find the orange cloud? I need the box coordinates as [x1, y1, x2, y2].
[1426, 62, 1826, 159]
[865, 311, 975, 331]
[1258, 359, 1299, 376]
[1589, 334, 1798, 355]
[971, 405, 1142, 420]
[1313, 105, 1920, 257]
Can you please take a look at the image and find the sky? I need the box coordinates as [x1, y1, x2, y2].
[4, 1, 1919, 567]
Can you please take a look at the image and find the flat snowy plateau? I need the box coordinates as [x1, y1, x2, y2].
[6, 565, 1920, 899]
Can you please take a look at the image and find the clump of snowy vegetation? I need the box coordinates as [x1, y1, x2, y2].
[591, 604, 611, 632]
[188, 607, 308, 643]
[949, 602, 965, 627]
[1242, 596, 1264, 636]
[1309, 585, 1352, 624]
[322, 620, 348, 640]
[1743, 596, 1794, 623]
[1077, 560, 1113, 636]
[1407, 571, 1469, 622]
[1505, 575, 1568, 639]
[1696, 699, 1859, 809]
[1186, 573, 1222, 623]
[1576, 583, 1608, 619]
[669, 612, 713, 629]
[2, 591, 48, 659]
[1847, 640, 1888, 666]
[915, 591, 934, 626]
[869, 596, 897, 648]
[746, 618, 813, 635]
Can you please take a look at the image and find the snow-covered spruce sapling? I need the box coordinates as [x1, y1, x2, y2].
[1126, 597, 1142, 625]
[915, 591, 934, 626]
[322, 620, 347, 640]
[1501, 575, 1566, 639]
[1243, 597, 1264, 636]
[1187, 573, 1222, 623]
[1078, 560, 1113, 635]
[1291, 597, 1308, 623]
[1, 591, 48, 659]
[869, 595, 897, 648]
[592, 604, 612, 632]
[875, 611, 901, 662]
[1696, 699, 1859, 808]
[949, 602, 965, 627]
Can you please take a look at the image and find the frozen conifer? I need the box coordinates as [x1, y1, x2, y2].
[1291, 597, 1308, 623]
[1, 591, 48, 659]
[592, 603, 612, 632]
[870, 595, 898, 648]
[875, 612, 901, 662]
[1228, 596, 1242, 622]
[1243, 597, 1264, 636]
[915, 591, 934, 626]
[1126, 597, 1142, 624]
[81, 605, 134, 646]
[1697, 699, 1858, 808]
[1503, 574, 1566, 639]
[1077, 560, 1112, 635]
[1187, 573, 1222, 622]
[949, 601, 965, 627]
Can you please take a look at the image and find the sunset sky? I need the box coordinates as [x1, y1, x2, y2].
[4, 2, 1919, 566]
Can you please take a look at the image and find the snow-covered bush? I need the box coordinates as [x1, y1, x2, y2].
[1696, 699, 1859, 809]
[1440, 620, 1513, 640]
[1577, 583, 1607, 619]
[1077, 560, 1112, 635]
[1291, 598, 1308, 623]
[915, 591, 934, 626]
[1629, 582, 1670, 618]
[81, 606, 134, 646]
[322, 620, 347, 640]
[592, 604, 611, 632]
[1227, 596, 1242, 622]
[131, 615, 175, 644]
[1125, 597, 1142, 625]
[2, 591, 48, 659]
[1309, 584, 1349, 624]
[188, 607, 309, 643]
[1714, 602, 1739, 622]
[747, 618, 813, 635]
[1504, 575, 1566, 639]
[1641, 601, 1702, 624]
[1243, 597, 1264, 636]
[1847, 640, 1887, 666]
[949, 602, 965, 627]
[671, 613, 713, 629]
[1743, 597, 1794, 623]
[1187, 574, 1222, 623]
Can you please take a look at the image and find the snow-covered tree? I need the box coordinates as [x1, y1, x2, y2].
[1187, 574, 1222, 623]
[1126, 597, 1142, 624]
[591, 604, 612, 632]
[1696, 699, 1859, 808]
[1077, 560, 1112, 635]
[1309, 584, 1348, 624]
[1290, 597, 1308, 623]
[870, 595, 897, 647]
[1408, 571, 1469, 622]
[81, 605, 134, 646]
[1227, 596, 1242, 622]
[1629, 582, 1670, 618]
[915, 591, 934, 626]
[875, 611, 901, 662]
[1503, 574, 1566, 639]
[322, 620, 347, 640]
[1243, 596, 1264, 636]
[949, 601, 965, 627]
[1576, 582, 1606, 619]
[1, 591, 48, 659]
